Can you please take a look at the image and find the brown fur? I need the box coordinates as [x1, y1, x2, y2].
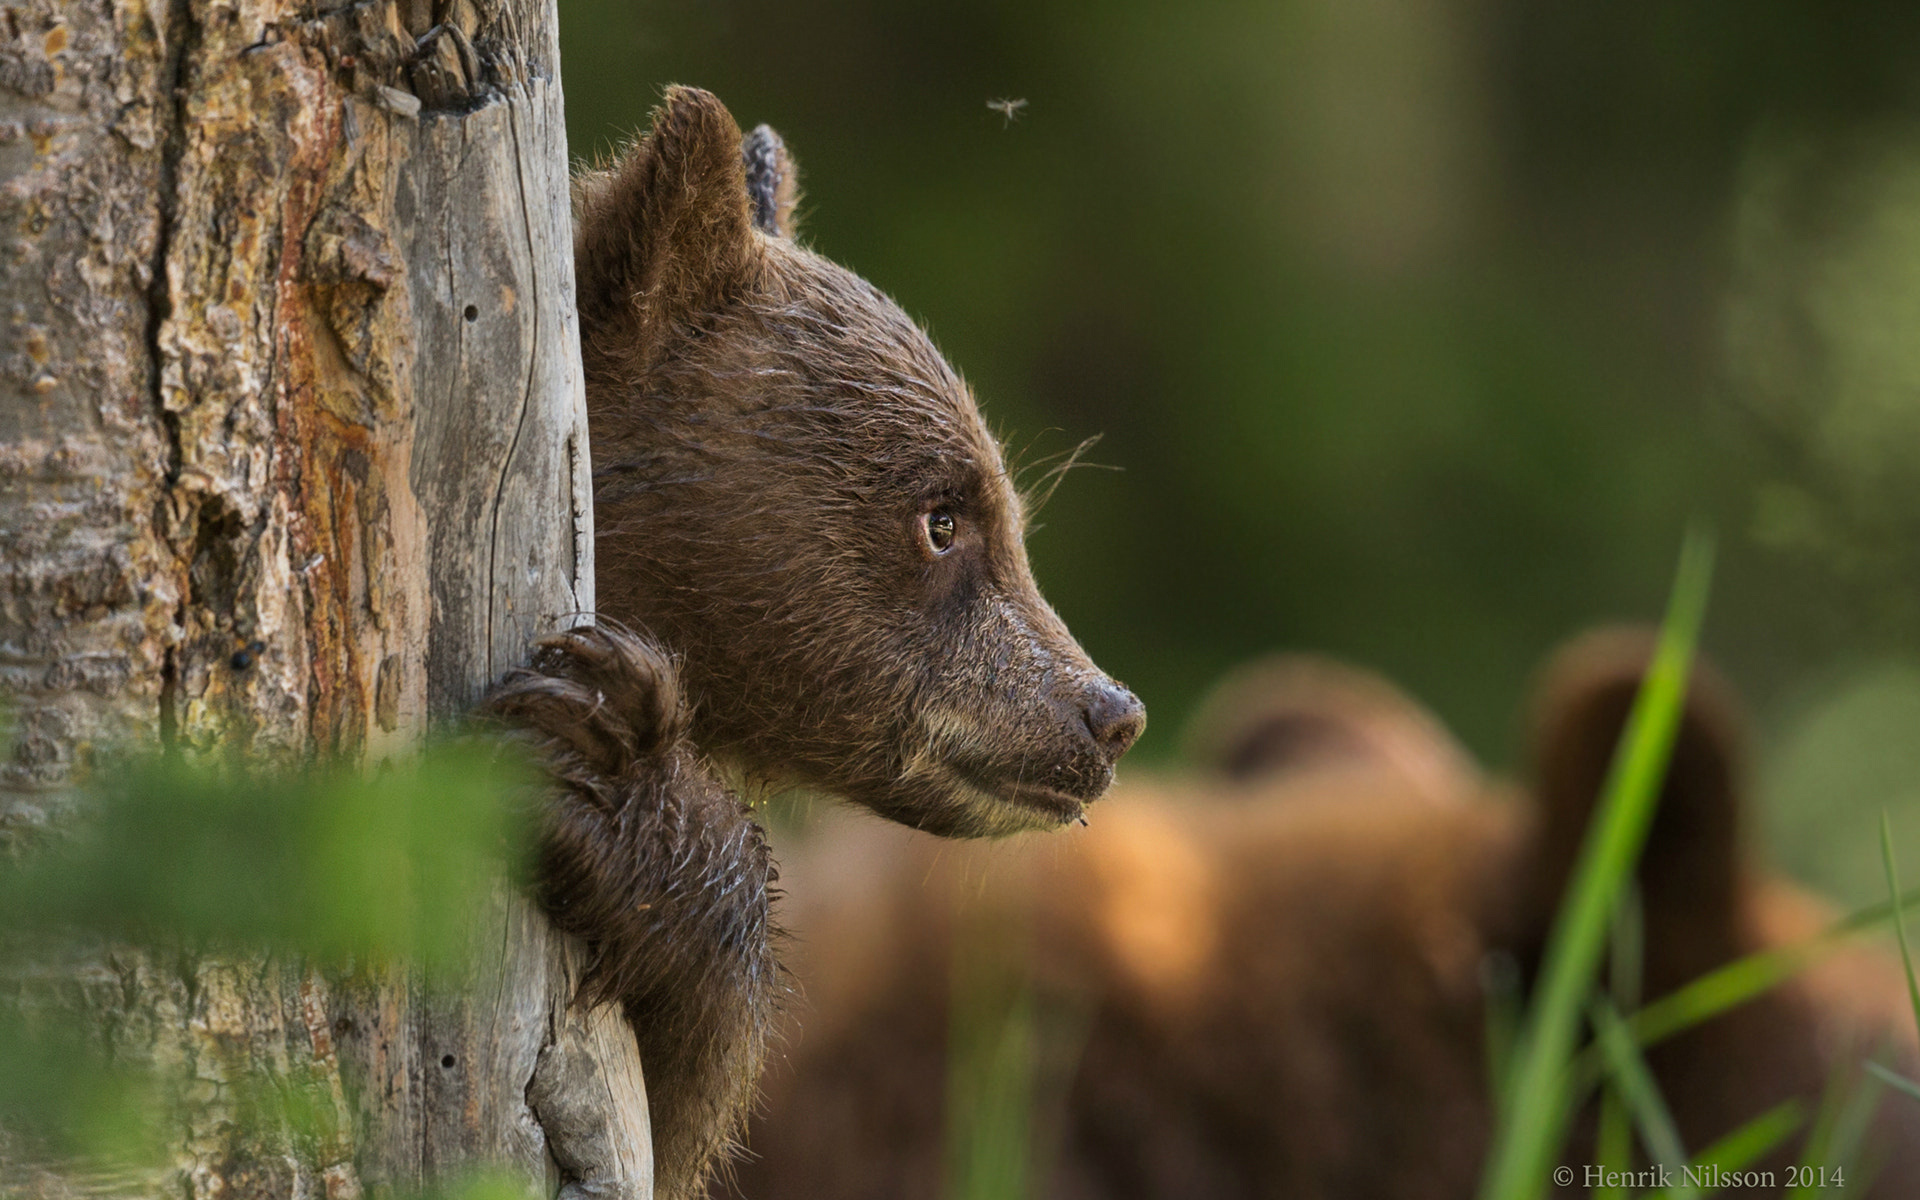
[719, 632, 1920, 1199]
[489, 88, 1142, 1199]
[488, 627, 776, 1193]
[1183, 652, 1480, 802]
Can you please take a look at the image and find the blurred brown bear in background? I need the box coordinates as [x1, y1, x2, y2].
[714, 629, 1920, 1200]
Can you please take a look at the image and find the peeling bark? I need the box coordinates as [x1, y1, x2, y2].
[0, 0, 648, 1195]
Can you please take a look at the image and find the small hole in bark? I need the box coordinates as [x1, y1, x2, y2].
[441, 1054, 456, 1068]
[463, 305, 478, 322]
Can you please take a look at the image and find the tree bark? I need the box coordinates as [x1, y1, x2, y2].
[0, 0, 651, 1195]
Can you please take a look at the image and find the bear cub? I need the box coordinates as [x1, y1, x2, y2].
[487, 87, 1144, 1200]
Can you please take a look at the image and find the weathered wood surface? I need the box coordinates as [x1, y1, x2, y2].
[0, 0, 649, 1195]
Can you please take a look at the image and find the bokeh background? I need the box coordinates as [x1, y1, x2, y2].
[556, 0, 1920, 904]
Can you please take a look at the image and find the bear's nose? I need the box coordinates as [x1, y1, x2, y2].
[1082, 680, 1146, 762]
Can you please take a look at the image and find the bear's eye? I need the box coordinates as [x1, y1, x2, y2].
[921, 509, 957, 555]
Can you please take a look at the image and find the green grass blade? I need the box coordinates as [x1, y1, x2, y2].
[1559, 851, 1920, 1122]
[1594, 1086, 1634, 1200]
[1595, 888, 1644, 1200]
[1865, 1060, 1920, 1105]
[1477, 526, 1715, 1200]
[1824, 1067, 1884, 1192]
[1788, 1064, 1883, 1200]
[1643, 1100, 1804, 1199]
[1589, 999, 1697, 1200]
[1878, 811, 1920, 1042]
[1815, 1067, 1883, 1196]
[1616, 882, 1920, 1055]
[1788, 1066, 1846, 1200]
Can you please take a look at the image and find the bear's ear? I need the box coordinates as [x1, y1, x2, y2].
[741, 124, 801, 239]
[573, 86, 759, 365]
[1517, 627, 1748, 989]
[1183, 653, 1478, 802]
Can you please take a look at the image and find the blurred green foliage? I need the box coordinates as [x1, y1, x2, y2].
[0, 746, 534, 971]
[0, 744, 534, 1175]
[554, 0, 1920, 899]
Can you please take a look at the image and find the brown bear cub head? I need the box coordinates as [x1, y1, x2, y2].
[573, 87, 1143, 836]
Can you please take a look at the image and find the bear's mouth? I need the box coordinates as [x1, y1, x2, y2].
[951, 762, 1104, 826]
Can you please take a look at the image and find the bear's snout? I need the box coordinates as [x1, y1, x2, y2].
[1078, 678, 1145, 763]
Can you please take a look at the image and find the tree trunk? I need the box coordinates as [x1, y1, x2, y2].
[0, 0, 651, 1195]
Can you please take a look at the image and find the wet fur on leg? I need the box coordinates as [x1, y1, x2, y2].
[485, 625, 779, 1200]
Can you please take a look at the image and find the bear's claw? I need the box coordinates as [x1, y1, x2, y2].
[485, 624, 686, 785]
